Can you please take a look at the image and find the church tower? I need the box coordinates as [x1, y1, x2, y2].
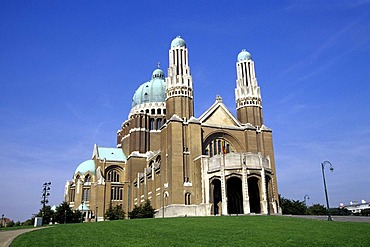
[166, 36, 194, 120]
[235, 50, 263, 126]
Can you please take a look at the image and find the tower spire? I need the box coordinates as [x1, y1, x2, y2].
[235, 49, 263, 126]
[165, 36, 194, 120]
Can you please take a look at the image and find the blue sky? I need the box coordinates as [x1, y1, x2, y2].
[1, 1, 370, 221]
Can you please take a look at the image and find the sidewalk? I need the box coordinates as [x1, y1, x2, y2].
[0, 228, 41, 247]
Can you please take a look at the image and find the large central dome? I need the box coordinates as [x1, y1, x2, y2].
[131, 68, 166, 109]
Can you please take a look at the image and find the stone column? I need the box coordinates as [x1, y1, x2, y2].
[260, 167, 268, 214]
[242, 155, 250, 214]
[221, 155, 228, 215]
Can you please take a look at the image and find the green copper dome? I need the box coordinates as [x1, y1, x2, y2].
[171, 36, 186, 48]
[131, 68, 166, 108]
[237, 49, 252, 62]
[74, 160, 95, 175]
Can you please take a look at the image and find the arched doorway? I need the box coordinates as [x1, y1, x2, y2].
[210, 179, 222, 215]
[248, 177, 261, 213]
[227, 177, 243, 214]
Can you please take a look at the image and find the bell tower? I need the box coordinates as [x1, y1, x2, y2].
[166, 36, 194, 120]
[235, 50, 263, 126]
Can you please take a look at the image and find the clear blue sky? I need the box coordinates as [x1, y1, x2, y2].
[1, 1, 369, 222]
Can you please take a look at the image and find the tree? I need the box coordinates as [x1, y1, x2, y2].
[329, 207, 350, 216]
[129, 200, 155, 219]
[54, 202, 82, 224]
[307, 204, 327, 215]
[7, 221, 15, 227]
[280, 196, 307, 215]
[36, 205, 55, 224]
[361, 208, 370, 216]
[105, 205, 125, 220]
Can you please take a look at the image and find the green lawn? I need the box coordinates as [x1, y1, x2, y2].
[11, 216, 370, 246]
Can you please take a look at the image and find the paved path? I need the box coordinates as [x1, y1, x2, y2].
[287, 215, 370, 222]
[0, 228, 41, 247]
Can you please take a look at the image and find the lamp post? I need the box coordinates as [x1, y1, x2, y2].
[304, 194, 310, 206]
[41, 182, 51, 225]
[81, 201, 84, 223]
[64, 209, 67, 224]
[321, 161, 334, 221]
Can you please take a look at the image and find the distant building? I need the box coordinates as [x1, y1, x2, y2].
[0, 217, 12, 228]
[341, 200, 370, 214]
[64, 36, 281, 221]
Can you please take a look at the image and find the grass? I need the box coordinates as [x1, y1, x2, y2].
[11, 216, 370, 246]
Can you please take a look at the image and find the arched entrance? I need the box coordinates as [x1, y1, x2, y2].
[226, 177, 243, 214]
[210, 179, 222, 215]
[248, 177, 261, 213]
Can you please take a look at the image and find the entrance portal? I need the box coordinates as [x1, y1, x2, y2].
[226, 177, 243, 214]
[211, 179, 221, 215]
[248, 177, 261, 213]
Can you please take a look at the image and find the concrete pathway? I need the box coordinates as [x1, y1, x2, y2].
[0, 228, 41, 247]
[288, 215, 370, 222]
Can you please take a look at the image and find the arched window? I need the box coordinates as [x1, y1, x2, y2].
[69, 188, 75, 202]
[85, 174, 91, 183]
[107, 169, 120, 182]
[150, 118, 155, 130]
[82, 188, 90, 201]
[156, 118, 162, 129]
[185, 192, 191, 205]
[205, 138, 234, 157]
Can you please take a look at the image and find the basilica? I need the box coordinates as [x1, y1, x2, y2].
[64, 36, 281, 221]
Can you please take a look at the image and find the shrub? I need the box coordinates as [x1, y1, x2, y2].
[129, 200, 155, 219]
[307, 204, 327, 215]
[361, 208, 370, 216]
[105, 205, 125, 220]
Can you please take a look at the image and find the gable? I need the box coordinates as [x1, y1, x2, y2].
[199, 101, 241, 128]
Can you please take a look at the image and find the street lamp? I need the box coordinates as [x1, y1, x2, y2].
[304, 194, 310, 206]
[81, 201, 84, 223]
[321, 161, 334, 221]
[41, 182, 51, 225]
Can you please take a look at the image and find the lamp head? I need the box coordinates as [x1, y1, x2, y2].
[330, 166, 334, 172]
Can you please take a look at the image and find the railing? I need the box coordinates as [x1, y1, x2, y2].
[206, 152, 270, 172]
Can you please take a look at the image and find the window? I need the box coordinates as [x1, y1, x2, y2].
[156, 118, 162, 129]
[85, 174, 91, 183]
[107, 170, 120, 182]
[150, 118, 155, 130]
[185, 192, 191, 205]
[111, 186, 123, 201]
[69, 188, 75, 202]
[82, 188, 90, 201]
[205, 138, 234, 157]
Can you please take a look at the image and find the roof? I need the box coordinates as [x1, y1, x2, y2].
[131, 68, 166, 109]
[171, 36, 186, 48]
[74, 160, 95, 175]
[237, 49, 252, 62]
[95, 145, 127, 162]
[77, 202, 90, 211]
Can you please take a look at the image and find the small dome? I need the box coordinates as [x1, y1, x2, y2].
[131, 68, 166, 108]
[152, 68, 164, 79]
[171, 36, 186, 48]
[237, 49, 252, 62]
[74, 160, 95, 175]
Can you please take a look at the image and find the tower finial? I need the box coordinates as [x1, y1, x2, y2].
[216, 95, 222, 102]
[157, 62, 160, 69]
